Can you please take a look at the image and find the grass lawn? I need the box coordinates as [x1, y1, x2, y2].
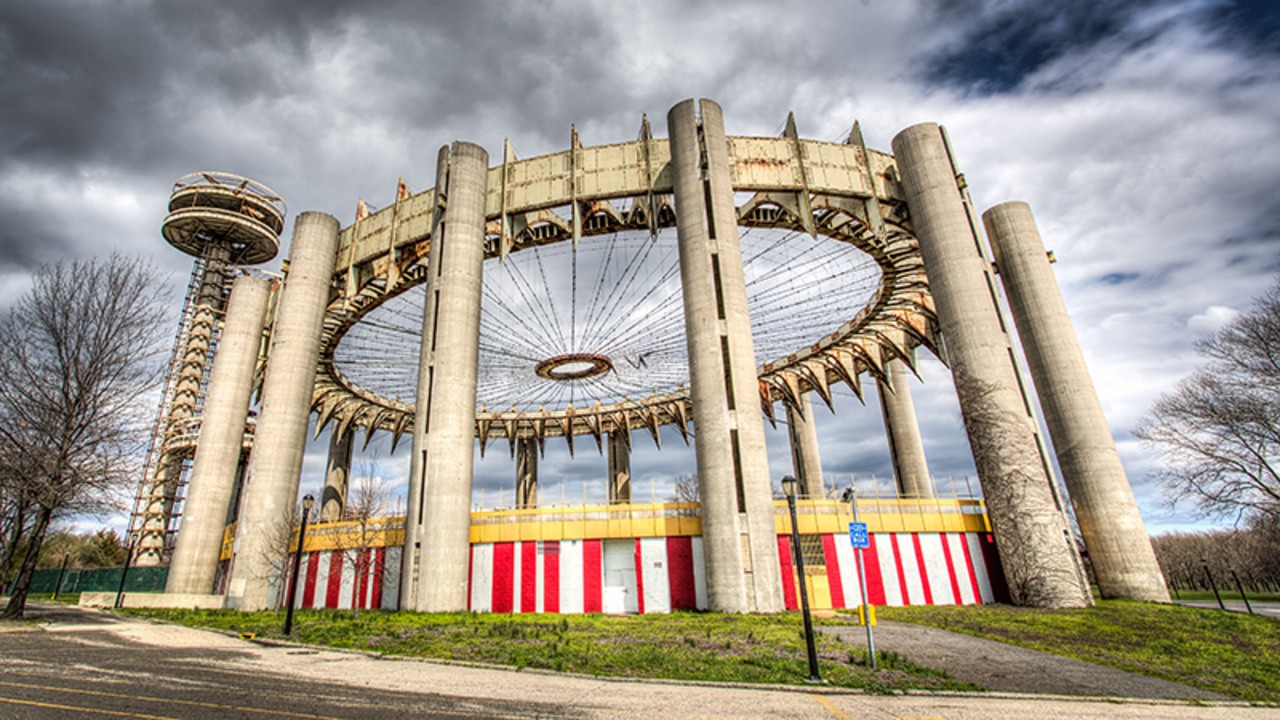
[878, 600, 1280, 702]
[122, 608, 976, 693]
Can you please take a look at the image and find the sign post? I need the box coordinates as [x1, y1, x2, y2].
[849, 490, 876, 670]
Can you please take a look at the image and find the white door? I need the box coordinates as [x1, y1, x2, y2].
[602, 539, 638, 614]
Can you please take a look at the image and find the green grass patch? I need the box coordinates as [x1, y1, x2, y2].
[878, 600, 1280, 702]
[1170, 589, 1280, 604]
[122, 608, 976, 693]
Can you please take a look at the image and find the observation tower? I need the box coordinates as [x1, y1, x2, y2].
[127, 172, 285, 566]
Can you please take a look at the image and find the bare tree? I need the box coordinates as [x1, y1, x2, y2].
[339, 462, 390, 618]
[1137, 276, 1280, 526]
[0, 255, 168, 618]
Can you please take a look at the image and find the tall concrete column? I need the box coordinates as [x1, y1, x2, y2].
[786, 395, 824, 499]
[877, 358, 935, 499]
[321, 428, 354, 522]
[985, 202, 1169, 602]
[608, 432, 631, 504]
[669, 98, 783, 613]
[402, 142, 488, 613]
[225, 212, 341, 611]
[166, 275, 270, 596]
[892, 124, 1090, 608]
[516, 439, 538, 509]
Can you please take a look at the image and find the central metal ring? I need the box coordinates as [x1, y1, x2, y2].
[535, 353, 613, 381]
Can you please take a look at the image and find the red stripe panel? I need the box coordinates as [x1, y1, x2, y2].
[889, 535, 910, 604]
[822, 534, 846, 609]
[862, 536, 886, 606]
[492, 542, 515, 613]
[980, 533, 1011, 603]
[634, 539, 646, 615]
[912, 534, 934, 605]
[543, 541, 560, 614]
[583, 539, 602, 613]
[326, 550, 344, 609]
[958, 533, 983, 604]
[521, 541, 538, 613]
[777, 535, 798, 611]
[302, 552, 319, 608]
[939, 534, 964, 605]
[371, 548, 385, 610]
[666, 536, 697, 610]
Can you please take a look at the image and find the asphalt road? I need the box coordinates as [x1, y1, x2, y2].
[0, 602, 1273, 720]
[1174, 599, 1280, 619]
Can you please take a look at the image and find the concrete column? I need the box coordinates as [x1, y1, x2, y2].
[985, 202, 1169, 602]
[877, 358, 935, 499]
[608, 432, 631, 504]
[669, 98, 783, 613]
[321, 428, 354, 522]
[892, 124, 1089, 608]
[225, 212, 340, 611]
[402, 142, 488, 613]
[786, 395, 824, 499]
[166, 275, 270, 595]
[516, 439, 538, 509]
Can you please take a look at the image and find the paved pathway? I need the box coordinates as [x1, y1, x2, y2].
[0, 603, 1270, 719]
[1174, 599, 1280, 619]
[820, 621, 1228, 700]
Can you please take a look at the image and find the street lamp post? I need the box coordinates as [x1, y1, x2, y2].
[782, 475, 822, 683]
[283, 494, 314, 636]
[114, 534, 138, 609]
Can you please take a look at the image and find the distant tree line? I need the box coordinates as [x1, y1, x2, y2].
[1151, 518, 1280, 594]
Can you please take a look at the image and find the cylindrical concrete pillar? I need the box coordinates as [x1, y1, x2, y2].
[608, 432, 631, 504]
[878, 358, 935, 499]
[892, 124, 1089, 608]
[516, 439, 538, 509]
[985, 201, 1169, 602]
[321, 428, 354, 522]
[786, 395, 824, 499]
[166, 275, 270, 595]
[225, 212, 341, 611]
[669, 98, 783, 613]
[403, 142, 488, 613]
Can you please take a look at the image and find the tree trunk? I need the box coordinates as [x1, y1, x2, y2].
[0, 503, 28, 594]
[2, 505, 52, 620]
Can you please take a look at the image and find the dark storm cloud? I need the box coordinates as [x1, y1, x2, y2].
[916, 1, 1167, 94]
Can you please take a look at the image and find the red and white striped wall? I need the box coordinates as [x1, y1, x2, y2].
[467, 537, 708, 614]
[287, 532, 1002, 613]
[287, 546, 401, 611]
[777, 532, 1001, 611]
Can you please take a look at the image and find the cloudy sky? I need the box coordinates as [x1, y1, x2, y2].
[3, 0, 1277, 535]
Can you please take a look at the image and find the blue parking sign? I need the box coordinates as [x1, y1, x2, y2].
[848, 522, 869, 548]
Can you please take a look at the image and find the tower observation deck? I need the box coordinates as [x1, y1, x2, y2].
[128, 172, 285, 566]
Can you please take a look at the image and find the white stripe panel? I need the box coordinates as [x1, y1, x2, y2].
[832, 534, 862, 610]
[873, 534, 904, 606]
[559, 540, 584, 614]
[293, 554, 310, 609]
[917, 534, 954, 605]
[639, 537, 670, 614]
[896, 535, 925, 605]
[946, 534, 977, 604]
[336, 552, 355, 610]
[965, 533, 995, 603]
[382, 546, 402, 610]
[535, 542, 546, 613]
[469, 543, 494, 612]
[691, 536, 708, 610]
[363, 550, 377, 609]
[513, 540, 525, 613]
[312, 551, 332, 609]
